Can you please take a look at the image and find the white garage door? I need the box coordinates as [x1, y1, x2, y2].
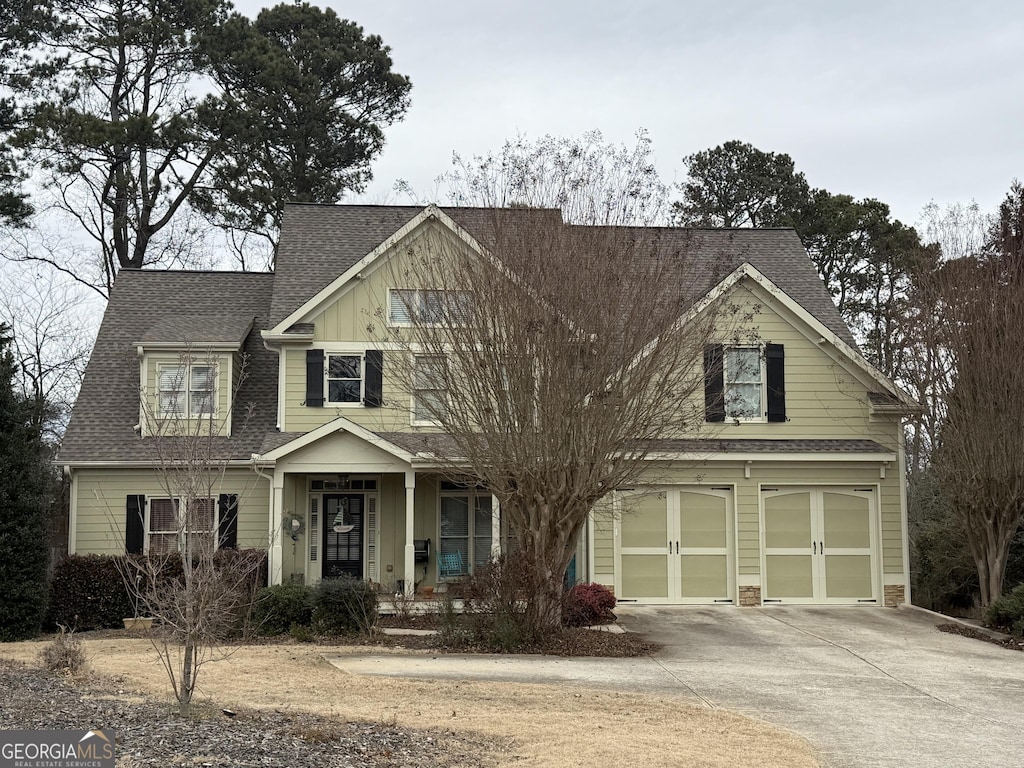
[617, 487, 735, 604]
[761, 486, 879, 604]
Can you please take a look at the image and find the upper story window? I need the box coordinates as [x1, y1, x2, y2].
[704, 343, 786, 424]
[413, 354, 448, 424]
[723, 346, 763, 421]
[326, 354, 363, 404]
[388, 289, 472, 326]
[158, 363, 216, 418]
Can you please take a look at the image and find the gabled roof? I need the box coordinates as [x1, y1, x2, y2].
[269, 203, 562, 329]
[59, 270, 277, 464]
[271, 203, 856, 348]
[63, 203, 889, 467]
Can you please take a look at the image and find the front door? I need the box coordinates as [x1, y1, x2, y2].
[322, 494, 364, 579]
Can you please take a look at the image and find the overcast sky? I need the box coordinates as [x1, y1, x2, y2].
[236, 0, 1023, 227]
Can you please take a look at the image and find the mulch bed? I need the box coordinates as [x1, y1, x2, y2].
[0, 658, 506, 767]
[936, 622, 1024, 651]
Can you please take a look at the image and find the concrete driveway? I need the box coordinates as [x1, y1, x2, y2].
[617, 605, 1024, 768]
[327, 606, 1024, 768]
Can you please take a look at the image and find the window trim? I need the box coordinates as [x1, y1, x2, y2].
[437, 484, 494, 579]
[157, 361, 218, 419]
[144, 496, 218, 554]
[324, 352, 365, 407]
[723, 345, 767, 423]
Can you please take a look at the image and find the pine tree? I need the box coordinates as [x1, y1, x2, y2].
[0, 322, 50, 640]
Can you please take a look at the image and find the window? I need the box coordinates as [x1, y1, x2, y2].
[724, 346, 763, 420]
[388, 289, 472, 326]
[439, 482, 494, 577]
[326, 354, 362, 404]
[158, 363, 216, 417]
[147, 497, 216, 554]
[413, 355, 447, 423]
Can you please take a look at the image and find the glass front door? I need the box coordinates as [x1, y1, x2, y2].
[322, 494, 363, 579]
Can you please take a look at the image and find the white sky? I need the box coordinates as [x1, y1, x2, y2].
[235, 0, 1023, 227]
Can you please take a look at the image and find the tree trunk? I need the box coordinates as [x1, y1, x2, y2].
[180, 635, 194, 716]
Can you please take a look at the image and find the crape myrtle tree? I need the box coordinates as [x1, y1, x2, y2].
[119, 348, 265, 715]
[0, 323, 51, 640]
[379, 133, 729, 634]
[924, 182, 1024, 606]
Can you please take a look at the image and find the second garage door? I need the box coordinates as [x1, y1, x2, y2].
[761, 486, 879, 604]
[618, 487, 735, 604]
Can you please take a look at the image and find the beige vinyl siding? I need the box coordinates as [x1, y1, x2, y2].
[143, 352, 233, 437]
[687, 282, 898, 448]
[282, 346, 414, 434]
[591, 498, 615, 587]
[73, 467, 270, 555]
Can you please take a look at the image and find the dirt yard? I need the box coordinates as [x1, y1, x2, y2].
[0, 638, 819, 767]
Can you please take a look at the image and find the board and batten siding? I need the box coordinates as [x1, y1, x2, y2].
[280, 221, 475, 434]
[73, 468, 270, 555]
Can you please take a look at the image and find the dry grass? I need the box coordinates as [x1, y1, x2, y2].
[0, 638, 818, 768]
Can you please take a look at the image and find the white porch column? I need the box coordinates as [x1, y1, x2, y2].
[403, 470, 416, 597]
[491, 494, 501, 560]
[269, 468, 285, 585]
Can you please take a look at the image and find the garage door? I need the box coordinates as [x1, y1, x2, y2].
[761, 487, 879, 604]
[618, 487, 735, 604]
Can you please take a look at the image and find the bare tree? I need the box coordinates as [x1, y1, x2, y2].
[0, 261, 97, 440]
[922, 191, 1024, 605]
[119, 348, 265, 715]
[378, 134, 728, 633]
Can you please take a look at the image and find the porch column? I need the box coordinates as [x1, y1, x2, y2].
[404, 470, 416, 597]
[269, 468, 285, 585]
[491, 494, 501, 560]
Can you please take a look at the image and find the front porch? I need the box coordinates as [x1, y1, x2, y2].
[256, 419, 510, 595]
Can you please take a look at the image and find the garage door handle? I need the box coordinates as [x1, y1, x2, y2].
[813, 541, 816, 554]
[676, 541, 680, 554]
[668, 539, 672, 553]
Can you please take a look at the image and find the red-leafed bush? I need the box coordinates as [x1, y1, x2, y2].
[562, 582, 616, 627]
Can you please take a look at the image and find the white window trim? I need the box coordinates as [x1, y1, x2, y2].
[157, 361, 219, 419]
[724, 345, 767, 423]
[324, 352, 366, 407]
[411, 354, 448, 427]
[144, 496, 218, 554]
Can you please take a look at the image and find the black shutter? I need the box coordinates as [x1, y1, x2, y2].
[305, 348, 324, 407]
[218, 494, 238, 549]
[766, 343, 786, 422]
[704, 344, 725, 422]
[364, 349, 383, 407]
[126, 494, 145, 555]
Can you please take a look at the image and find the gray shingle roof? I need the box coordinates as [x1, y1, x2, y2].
[59, 271, 277, 463]
[63, 204, 867, 466]
[376, 433, 891, 458]
[271, 204, 856, 347]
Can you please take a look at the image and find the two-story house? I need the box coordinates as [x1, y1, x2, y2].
[59, 203, 915, 607]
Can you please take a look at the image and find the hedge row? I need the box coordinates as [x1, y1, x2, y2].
[48, 551, 267, 631]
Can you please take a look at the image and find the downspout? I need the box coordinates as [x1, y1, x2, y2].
[251, 455, 276, 586]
